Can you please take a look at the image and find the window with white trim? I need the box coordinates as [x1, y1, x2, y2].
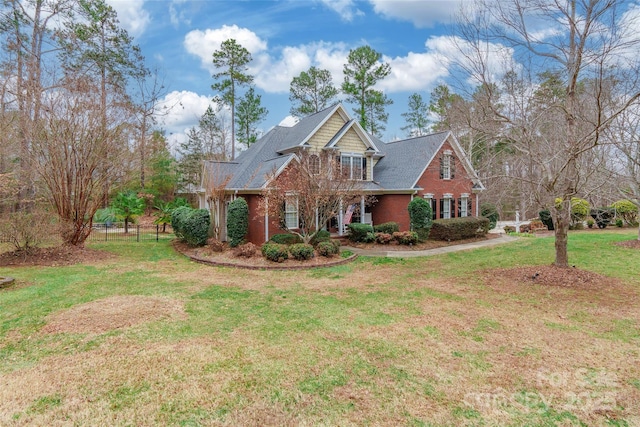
[285, 196, 299, 229]
[459, 194, 469, 217]
[440, 194, 453, 219]
[340, 154, 366, 180]
[440, 150, 455, 180]
[309, 154, 320, 175]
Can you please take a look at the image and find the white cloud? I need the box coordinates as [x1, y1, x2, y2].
[183, 25, 268, 71]
[106, 0, 151, 38]
[369, 0, 462, 28]
[379, 51, 450, 92]
[169, 0, 191, 28]
[318, 0, 364, 21]
[425, 35, 516, 86]
[156, 90, 219, 149]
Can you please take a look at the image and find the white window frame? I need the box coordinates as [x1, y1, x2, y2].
[341, 153, 364, 180]
[443, 193, 452, 219]
[460, 193, 469, 217]
[309, 154, 320, 175]
[442, 154, 451, 180]
[285, 196, 299, 229]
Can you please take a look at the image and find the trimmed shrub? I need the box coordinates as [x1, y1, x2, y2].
[171, 206, 210, 246]
[171, 206, 191, 240]
[480, 203, 499, 230]
[539, 210, 554, 231]
[375, 232, 393, 244]
[233, 242, 257, 258]
[393, 231, 418, 245]
[429, 217, 490, 241]
[270, 233, 303, 245]
[587, 219, 595, 228]
[529, 219, 545, 231]
[612, 200, 638, 226]
[555, 197, 590, 228]
[317, 240, 340, 257]
[261, 242, 289, 262]
[183, 209, 210, 246]
[616, 219, 624, 228]
[227, 198, 249, 248]
[347, 223, 374, 242]
[408, 198, 432, 241]
[310, 229, 331, 246]
[590, 207, 614, 229]
[373, 222, 399, 234]
[289, 243, 315, 260]
[503, 225, 516, 233]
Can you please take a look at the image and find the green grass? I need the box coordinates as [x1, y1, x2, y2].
[1, 231, 639, 425]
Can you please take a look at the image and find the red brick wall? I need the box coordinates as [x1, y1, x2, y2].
[414, 140, 475, 219]
[244, 194, 285, 245]
[371, 194, 412, 231]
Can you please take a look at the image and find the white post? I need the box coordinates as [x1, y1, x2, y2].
[515, 210, 521, 233]
[360, 196, 365, 223]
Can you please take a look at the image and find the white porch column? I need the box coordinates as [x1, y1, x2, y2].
[475, 194, 479, 217]
[360, 196, 365, 223]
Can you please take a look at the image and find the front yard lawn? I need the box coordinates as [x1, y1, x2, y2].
[1, 231, 639, 426]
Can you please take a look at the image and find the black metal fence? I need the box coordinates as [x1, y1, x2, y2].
[87, 224, 174, 242]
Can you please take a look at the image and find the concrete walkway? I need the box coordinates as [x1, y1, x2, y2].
[343, 234, 518, 258]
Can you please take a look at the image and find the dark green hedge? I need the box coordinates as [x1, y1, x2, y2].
[310, 229, 331, 246]
[270, 233, 303, 245]
[373, 222, 399, 234]
[429, 217, 490, 241]
[289, 243, 315, 260]
[590, 207, 614, 229]
[480, 203, 499, 230]
[227, 198, 248, 248]
[171, 206, 210, 246]
[539, 210, 554, 230]
[317, 240, 340, 257]
[347, 223, 374, 242]
[261, 242, 289, 262]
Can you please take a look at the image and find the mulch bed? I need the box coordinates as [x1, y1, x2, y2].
[485, 265, 620, 290]
[345, 233, 501, 251]
[174, 241, 357, 270]
[0, 246, 112, 267]
[615, 239, 640, 249]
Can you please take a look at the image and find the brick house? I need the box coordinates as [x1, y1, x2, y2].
[197, 103, 484, 244]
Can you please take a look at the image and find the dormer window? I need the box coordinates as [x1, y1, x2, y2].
[340, 154, 366, 180]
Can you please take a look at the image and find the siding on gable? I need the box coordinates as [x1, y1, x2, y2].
[307, 113, 347, 150]
[335, 127, 367, 153]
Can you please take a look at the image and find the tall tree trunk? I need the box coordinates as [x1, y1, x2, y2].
[553, 198, 571, 267]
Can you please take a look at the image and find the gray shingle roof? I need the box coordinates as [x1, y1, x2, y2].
[201, 104, 481, 194]
[373, 131, 450, 190]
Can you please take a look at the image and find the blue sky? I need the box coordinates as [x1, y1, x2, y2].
[106, 0, 471, 150]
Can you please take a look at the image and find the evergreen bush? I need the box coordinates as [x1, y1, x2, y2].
[611, 200, 638, 226]
[590, 207, 614, 229]
[171, 206, 210, 246]
[392, 231, 418, 245]
[270, 233, 303, 245]
[480, 203, 499, 230]
[429, 217, 490, 241]
[347, 223, 374, 242]
[317, 240, 340, 257]
[289, 243, 315, 260]
[261, 242, 289, 262]
[538, 210, 554, 230]
[310, 229, 331, 246]
[373, 222, 400, 234]
[227, 198, 249, 248]
[408, 198, 432, 241]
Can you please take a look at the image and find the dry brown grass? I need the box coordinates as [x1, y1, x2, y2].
[1, 237, 639, 426]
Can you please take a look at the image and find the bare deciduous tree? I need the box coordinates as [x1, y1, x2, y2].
[31, 77, 128, 246]
[260, 150, 365, 243]
[455, 0, 640, 267]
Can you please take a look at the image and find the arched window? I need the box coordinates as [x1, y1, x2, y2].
[309, 154, 320, 175]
